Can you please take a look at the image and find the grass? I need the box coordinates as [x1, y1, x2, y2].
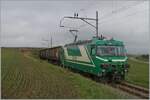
[135, 56, 149, 62]
[126, 57, 149, 88]
[1, 48, 137, 99]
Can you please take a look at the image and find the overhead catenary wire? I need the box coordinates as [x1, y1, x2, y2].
[77, 1, 146, 30]
[60, 1, 96, 30]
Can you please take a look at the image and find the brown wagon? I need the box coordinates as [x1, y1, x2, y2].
[39, 46, 62, 63]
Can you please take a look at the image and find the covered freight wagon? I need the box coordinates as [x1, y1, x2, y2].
[39, 46, 62, 63]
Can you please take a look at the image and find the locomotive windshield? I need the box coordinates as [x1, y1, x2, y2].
[96, 46, 126, 56]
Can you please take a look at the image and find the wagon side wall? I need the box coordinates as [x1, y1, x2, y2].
[39, 46, 62, 63]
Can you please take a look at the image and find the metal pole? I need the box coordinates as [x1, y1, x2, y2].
[60, 11, 99, 38]
[96, 11, 98, 38]
[51, 36, 52, 48]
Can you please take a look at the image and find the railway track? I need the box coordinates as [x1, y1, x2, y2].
[63, 68, 149, 99]
[114, 82, 149, 99]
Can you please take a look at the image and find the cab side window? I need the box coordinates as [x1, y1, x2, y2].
[91, 45, 96, 56]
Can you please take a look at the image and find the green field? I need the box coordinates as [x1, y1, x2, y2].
[135, 56, 149, 62]
[1, 48, 138, 99]
[126, 57, 149, 88]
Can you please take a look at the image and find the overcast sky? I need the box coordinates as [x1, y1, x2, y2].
[1, 0, 149, 54]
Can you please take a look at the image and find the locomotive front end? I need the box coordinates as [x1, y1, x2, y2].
[99, 58, 129, 82]
[92, 38, 129, 82]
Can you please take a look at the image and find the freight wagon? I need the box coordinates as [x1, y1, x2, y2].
[39, 37, 129, 82]
[39, 46, 62, 63]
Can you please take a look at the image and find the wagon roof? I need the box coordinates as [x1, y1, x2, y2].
[40, 46, 62, 51]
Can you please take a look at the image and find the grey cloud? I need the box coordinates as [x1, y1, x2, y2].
[1, 0, 149, 54]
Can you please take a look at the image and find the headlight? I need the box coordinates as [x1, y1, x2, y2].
[114, 71, 117, 74]
[102, 69, 105, 72]
[125, 69, 128, 72]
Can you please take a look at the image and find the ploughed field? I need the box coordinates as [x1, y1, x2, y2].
[1, 48, 147, 99]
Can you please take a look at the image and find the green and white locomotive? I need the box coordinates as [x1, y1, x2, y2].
[40, 36, 129, 82]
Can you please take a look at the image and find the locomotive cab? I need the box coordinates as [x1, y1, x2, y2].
[90, 37, 129, 81]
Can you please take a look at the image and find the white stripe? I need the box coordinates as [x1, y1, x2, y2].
[85, 46, 96, 67]
[96, 56, 108, 61]
[66, 60, 95, 67]
[96, 56, 127, 62]
[112, 57, 127, 62]
[112, 60, 126, 62]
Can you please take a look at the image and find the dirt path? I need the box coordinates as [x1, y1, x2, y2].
[23, 53, 37, 62]
[20, 49, 38, 62]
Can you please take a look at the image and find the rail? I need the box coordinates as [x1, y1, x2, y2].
[114, 82, 149, 99]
